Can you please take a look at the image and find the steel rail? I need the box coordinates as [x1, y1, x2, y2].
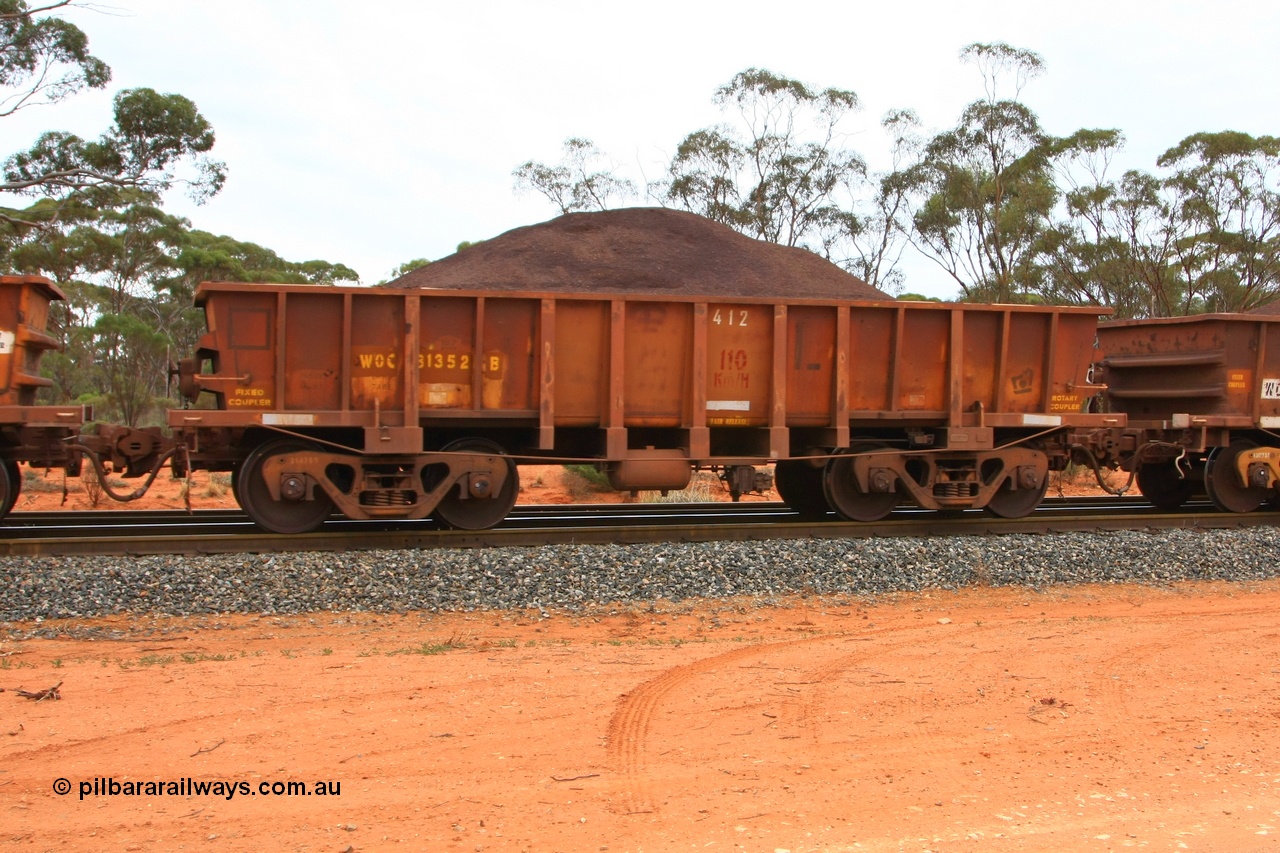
[1, 497, 1276, 557]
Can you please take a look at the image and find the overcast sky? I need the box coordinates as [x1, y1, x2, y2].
[10, 0, 1279, 297]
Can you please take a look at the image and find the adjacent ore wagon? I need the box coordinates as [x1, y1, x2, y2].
[166, 282, 1120, 532]
[1095, 313, 1280, 513]
[0, 275, 88, 516]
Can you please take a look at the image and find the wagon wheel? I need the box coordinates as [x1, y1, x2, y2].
[823, 444, 898, 522]
[0, 460, 17, 520]
[2, 459, 20, 517]
[1136, 460, 1196, 511]
[984, 472, 1049, 519]
[1205, 439, 1268, 514]
[774, 459, 831, 518]
[430, 438, 518, 530]
[237, 439, 334, 534]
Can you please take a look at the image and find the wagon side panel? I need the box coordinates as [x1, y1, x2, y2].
[1099, 318, 1234, 421]
[846, 306, 894, 415]
[418, 296, 477, 410]
[1001, 311, 1050, 415]
[1261, 321, 1280, 425]
[705, 302, 770, 428]
[551, 299, 607, 425]
[784, 305, 837, 425]
[480, 298, 537, 412]
[194, 287, 277, 412]
[623, 300, 692, 428]
[894, 308, 949, 415]
[283, 292, 344, 411]
[349, 292, 406, 413]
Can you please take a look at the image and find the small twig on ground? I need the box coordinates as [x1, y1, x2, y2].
[551, 773, 600, 782]
[190, 739, 225, 757]
[15, 681, 61, 701]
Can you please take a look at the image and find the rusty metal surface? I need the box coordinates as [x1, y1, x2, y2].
[0, 276, 88, 484]
[0, 275, 64, 407]
[1099, 314, 1280, 428]
[166, 282, 1123, 524]
[181, 283, 1116, 462]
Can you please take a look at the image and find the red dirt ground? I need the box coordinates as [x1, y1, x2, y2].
[4, 583, 1279, 852]
[9, 468, 1273, 852]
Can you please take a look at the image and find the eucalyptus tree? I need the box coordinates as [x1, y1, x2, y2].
[2, 0, 226, 399]
[661, 67, 864, 250]
[1158, 131, 1280, 313]
[819, 108, 922, 294]
[900, 43, 1056, 303]
[1032, 128, 1158, 317]
[1033, 130, 1280, 318]
[513, 137, 637, 214]
[0, 0, 107, 117]
[2, 1, 225, 231]
[512, 68, 910, 292]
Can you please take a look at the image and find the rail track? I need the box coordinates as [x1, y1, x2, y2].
[2, 496, 1277, 557]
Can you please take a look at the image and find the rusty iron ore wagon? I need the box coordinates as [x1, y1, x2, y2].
[0, 275, 90, 514]
[135, 281, 1121, 533]
[1095, 313, 1280, 513]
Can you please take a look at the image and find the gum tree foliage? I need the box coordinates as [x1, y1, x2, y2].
[2, 0, 226, 226]
[1032, 129, 1183, 317]
[514, 52, 1280, 313]
[1033, 130, 1280, 317]
[513, 69, 910, 292]
[0, 0, 106, 114]
[1158, 132, 1280, 313]
[0, 1, 224, 424]
[5, 197, 188, 421]
[1, 2, 358, 425]
[660, 68, 864, 250]
[899, 43, 1058, 303]
[513, 137, 636, 214]
[819, 108, 922, 295]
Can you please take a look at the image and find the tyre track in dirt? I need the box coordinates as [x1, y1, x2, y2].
[605, 622, 990, 815]
[789, 621, 999, 807]
[605, 637, 833, 814]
